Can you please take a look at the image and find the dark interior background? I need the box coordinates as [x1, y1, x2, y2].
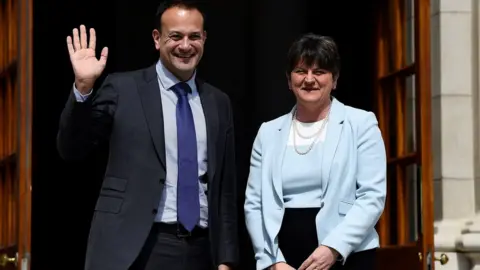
[31, 0, 375, 269]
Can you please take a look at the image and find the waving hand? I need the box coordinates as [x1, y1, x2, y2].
[66, 25, 108, 94]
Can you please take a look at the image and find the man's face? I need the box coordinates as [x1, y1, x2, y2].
[152, 6, 206, 80]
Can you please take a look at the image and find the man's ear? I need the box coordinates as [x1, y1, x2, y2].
[152, 29, 161, 50]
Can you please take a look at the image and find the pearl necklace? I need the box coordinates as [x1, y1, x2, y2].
[292, 109, 330, 155]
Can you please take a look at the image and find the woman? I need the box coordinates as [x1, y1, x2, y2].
[244, 33, 387, 270]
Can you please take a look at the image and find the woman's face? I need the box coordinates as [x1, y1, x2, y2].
[288, 62, 336, 106]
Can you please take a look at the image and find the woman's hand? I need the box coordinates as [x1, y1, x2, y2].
[270, 262, 295, 270]
[298, 246, 338, 270]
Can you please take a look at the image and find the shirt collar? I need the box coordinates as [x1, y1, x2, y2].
[155, 59, 197, 94]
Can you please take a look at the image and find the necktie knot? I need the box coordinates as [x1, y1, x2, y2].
[172, 82, 191, 97]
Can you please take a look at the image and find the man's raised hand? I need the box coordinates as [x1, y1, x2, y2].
[66, 25, 108, 94]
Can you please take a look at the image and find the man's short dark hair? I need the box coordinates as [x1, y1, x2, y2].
[154, 0, 207, 31]
[286, 33, 341, 80]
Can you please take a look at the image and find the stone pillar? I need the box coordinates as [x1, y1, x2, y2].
[432, 0, 480, 269]
[431, 0, 475, 220]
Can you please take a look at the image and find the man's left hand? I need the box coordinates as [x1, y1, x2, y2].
[218, 264, 231, 270]
[298, 246, 338, 270]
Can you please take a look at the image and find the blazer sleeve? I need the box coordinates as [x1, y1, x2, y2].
[244, 125, 286, 270]
[217, 95, 239, 267]
[321, 112, 387, 262]
[57, 75, 118, 161]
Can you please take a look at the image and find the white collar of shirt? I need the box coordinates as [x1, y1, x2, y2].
[155, 59, 198, 95]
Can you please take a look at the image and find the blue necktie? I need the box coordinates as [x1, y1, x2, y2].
[172, 82, 200, 232]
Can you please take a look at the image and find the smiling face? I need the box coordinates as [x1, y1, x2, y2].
[288, 62, 337, 106]
[152, 6, 206, 81]
[285, 34, 341, 109]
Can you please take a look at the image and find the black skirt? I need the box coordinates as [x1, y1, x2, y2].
[278, 207, 376, 269]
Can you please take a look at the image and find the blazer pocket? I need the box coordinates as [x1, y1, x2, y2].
[338, 200, 354, 215]
[95, 195, 124, 214]
[101, 176, 128, 192]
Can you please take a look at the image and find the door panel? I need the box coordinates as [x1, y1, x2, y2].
[373, 0, 440, 269]
[375, 244, 421, 270]
[0, 0, 32, 269]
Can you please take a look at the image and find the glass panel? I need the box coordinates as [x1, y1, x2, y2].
[385, 162, 419, 245]
[406, 0, 415, 66]
[383, 0, 415, 72]
[386, 165, 397, 245]
[0, 0, 19, 251]
[406, 163, 419, 242]
[405, 74, 416, 153]
[384, 73, 416, 158]
[388, 87, 397, 158]
[385, 1, 396, 73]
[383, 69, 419, 245]
[385, 0, 407, 73]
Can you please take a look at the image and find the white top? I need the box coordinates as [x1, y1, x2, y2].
[282, 119, 328, 208]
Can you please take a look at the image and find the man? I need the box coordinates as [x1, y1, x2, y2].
[57, 1, 238, 270]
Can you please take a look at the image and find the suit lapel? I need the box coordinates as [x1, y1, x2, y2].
[321, 98, 345, 195]
[197, 78, 218, 185]
[272, 109, 294, 204]
[137, 64, 167, 170]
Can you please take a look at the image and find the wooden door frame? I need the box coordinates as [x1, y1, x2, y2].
[0, 0, 19, 269]
[17, 0, 33, 268]
[0, 0, 33, 269]
[373, 0, 434, 269]
[414, 0, 434, 267]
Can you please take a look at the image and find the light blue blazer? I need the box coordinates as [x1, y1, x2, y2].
[244, 98, 387, 270]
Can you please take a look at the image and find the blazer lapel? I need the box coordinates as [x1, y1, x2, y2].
[197, 78, 218, 185]
[271, 108, 294, 204]
[137, 64, 167, 170]
[321, 98, 345, 196]
[264, 110, 293, 256]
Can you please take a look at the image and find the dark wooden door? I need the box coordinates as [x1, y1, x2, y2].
[0, 0, 33, 269]
[373, 0, 448, 269]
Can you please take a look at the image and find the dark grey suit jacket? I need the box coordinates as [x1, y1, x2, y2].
[57, 64, 239, 270]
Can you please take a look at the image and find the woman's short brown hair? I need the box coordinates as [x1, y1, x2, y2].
[286, 33, 341, 80]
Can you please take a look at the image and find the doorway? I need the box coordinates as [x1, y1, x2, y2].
[29, 0, 378, 270]
[305, 0, 377, 112]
